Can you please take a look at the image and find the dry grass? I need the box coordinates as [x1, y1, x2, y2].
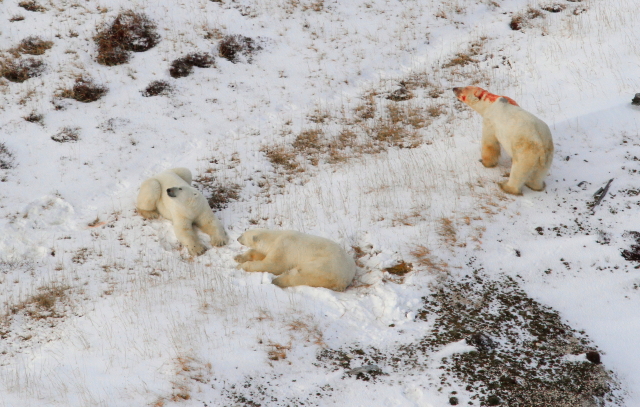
[169, 52, 215, 78]
[8, 284, 70, 320]
[18, 0, 46, 12]
[23, 112, 44, 125]
[15, 36, 53, 55]
[437, 217, 458, 247]
[442, 38, 485, 68]
[510, 7, 544, 31]
[267, 342, 291, 361]
[410, 245, 449, 275]
[0, 58, 44, 83]
[141, 80, 172, 97]
[0, 142, 15, 170]
[59, 76, 108, 103]
[94, 11, 160, 66]
[51, 126, 80, 143]
[218, 34, 261, 63]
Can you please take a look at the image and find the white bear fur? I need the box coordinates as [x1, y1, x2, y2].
[453, 86, 554, 195]
[136, 168, 228, 255]
[235, 229, 356, 291]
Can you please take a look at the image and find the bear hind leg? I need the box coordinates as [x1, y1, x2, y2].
[499, 159, 533, 196]
[273, 270, 345, 291]
[525, 159, 550, 192]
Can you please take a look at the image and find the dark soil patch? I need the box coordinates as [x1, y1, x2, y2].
[169, 52, 215, 78]
[316, 270, 622, 406]
[0, 58, 45, 83]
[141, 80, 172, 97]
[60, 77, 108, 103]
[218, 34, 261, 63]
[94, 11, 160, 66]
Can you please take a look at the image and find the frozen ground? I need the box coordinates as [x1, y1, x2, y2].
[0, 0, 639, 406]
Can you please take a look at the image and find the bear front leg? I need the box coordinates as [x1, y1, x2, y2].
[195, 212, 228, 247]
[173, 219, 206, 256]
[240, 259, 288, 275]
[136, 178, 161, 219]
[481, 121, 500, 168]
[234, 249, 266, 264]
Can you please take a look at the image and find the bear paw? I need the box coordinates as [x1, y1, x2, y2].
[498, 181, 523, 196]
[138, 209, 159, 219]
[187, 244, 207, 256]
[210, 234, 229, 247]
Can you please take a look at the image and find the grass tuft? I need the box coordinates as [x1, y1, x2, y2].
[0, 58, 44, 83]
[51, 126, 80, 143]
[16, 36, 53, 55]
[0, 143, 15, 170]
[141, 80, 172, 97]
[60, 76, 108, 103]
[169, 52, 215, 78]
[94, 11, 160, 66]
[218, 35, 261, 63]
[18, 0, 46, 12]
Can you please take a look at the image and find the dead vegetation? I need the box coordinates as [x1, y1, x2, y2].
[0, 58, 45, 82]
[51, 126, 80, 143]
[141, 80, 172, 97]
[0, 142, 15, 170]
[94, 11, 160, 66]
[59, 76, 108, 103]
[193, 172, 242, 210]
[510, 7, 544, 31]
[18, 0, 46, 12]
[443, 38, 485, 68]
[8, 284, 70, 320]
[410, 245, 449, 275]
[218, 34, 261, 63]
[14, 36, 53, 55]
[169, 52, 215, 78]
[23, 112, 44, 125]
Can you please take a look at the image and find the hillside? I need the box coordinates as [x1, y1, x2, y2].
[0, 0, 639, 406]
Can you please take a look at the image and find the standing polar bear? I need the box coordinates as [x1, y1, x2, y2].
[136, 168, 228, 255]
[453, 86, 554, 195]
[235, 229, 356, 291]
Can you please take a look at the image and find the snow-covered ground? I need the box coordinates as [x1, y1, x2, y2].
[0, 0, 639, 405]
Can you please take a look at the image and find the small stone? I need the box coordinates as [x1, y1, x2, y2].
[449, 396, 459, 405]
[466, 332, 497, 351]
[632, 93, 640, 106]
[487, 395, 501, 405]
[586, 351, 601, 364]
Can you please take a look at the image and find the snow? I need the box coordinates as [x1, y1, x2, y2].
[1, 0, 640, 405]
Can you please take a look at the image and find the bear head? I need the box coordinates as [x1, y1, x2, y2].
[453, 86, 518, 114]
[237, 229, 270, 250]
[166, 186, 201, 207]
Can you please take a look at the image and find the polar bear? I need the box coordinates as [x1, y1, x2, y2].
[235, 229, 356, 291]
[136, 168, 228, 255]
[453, 86, 554, 195]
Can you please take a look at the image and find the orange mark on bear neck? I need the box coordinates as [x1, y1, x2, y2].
[473, 88, 519, 106]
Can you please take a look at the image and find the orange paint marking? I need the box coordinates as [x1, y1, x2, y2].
[472, 87, 519, 106]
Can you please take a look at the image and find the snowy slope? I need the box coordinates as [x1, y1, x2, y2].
[0, 0, 639, 406]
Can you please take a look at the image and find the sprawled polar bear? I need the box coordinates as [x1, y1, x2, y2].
[235, 229, 356, 291]
[453, 86, 554, 195]
[136, 168, 228, 255]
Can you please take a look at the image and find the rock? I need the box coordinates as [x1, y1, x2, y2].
[466, 332, 497, 351]
[632, 93, 640, 106]
[586, 351, 601, 364]
[346, 364, 382, 375]
[449, 396, 459, 405]
[487, 395, 501, 405]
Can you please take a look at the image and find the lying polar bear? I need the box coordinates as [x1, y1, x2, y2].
[453, 86, 554, 195]
[136, 168, 228, 255]
[235, 229, 356, 291]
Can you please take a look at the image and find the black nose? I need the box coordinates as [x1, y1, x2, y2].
[167, 188, 177, 198]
